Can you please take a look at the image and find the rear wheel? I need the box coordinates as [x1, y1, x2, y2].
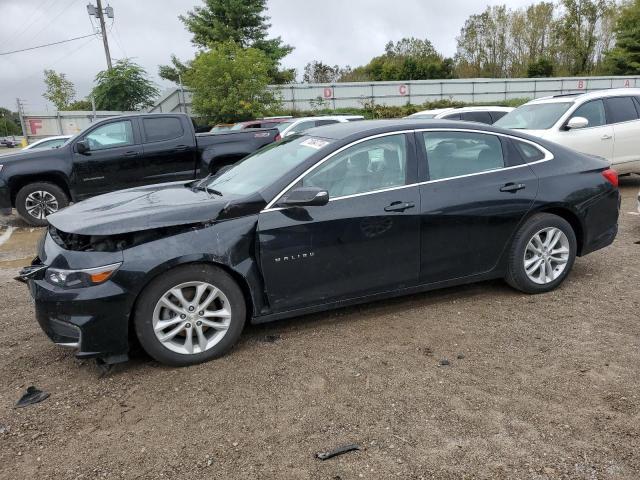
[134, 264, 246, 366]
[15, 182, 69, 226]
[505, 213, 577, 294]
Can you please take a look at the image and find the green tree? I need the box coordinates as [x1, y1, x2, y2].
[303, 61, 345, 83]
[527, 58, 555, 77]
[183, 41, 282, 123]
[0, 107, 21, 136]
[160, 0, 294, 84]
[66, 98, 94, 111]
[42, 69, 75, 110]
[92, 59, 159, 111]
[554, 0, 617, 75]
[604, 0, 640, 74]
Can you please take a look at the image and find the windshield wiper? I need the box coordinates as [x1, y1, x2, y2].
[191, 183, 223, 197]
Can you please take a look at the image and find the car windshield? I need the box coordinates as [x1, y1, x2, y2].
[276, 121, 294, 133]
[495, 102, 573, 130]
[200, 135, 334, 196]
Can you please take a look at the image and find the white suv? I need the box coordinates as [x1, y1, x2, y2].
[495, 88, 640, 175]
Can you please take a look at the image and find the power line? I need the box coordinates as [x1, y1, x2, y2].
[27, 0, 85, 45]
[0, 0, 58, 50]
[0, 33, 97, 56]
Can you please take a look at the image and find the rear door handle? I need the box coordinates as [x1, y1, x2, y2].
[500, 183, 526, 193]
[384, 201, 415, 212]
[174, 145, 189, 151]
[123, 151, 139, 157]
[601, 134, 612, 140]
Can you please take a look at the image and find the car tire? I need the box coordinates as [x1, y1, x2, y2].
[505, 213, 577, 294]
[134, 263, 246, 367]
[15, 182, 69, 227]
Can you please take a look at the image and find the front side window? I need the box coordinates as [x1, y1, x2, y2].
[85, 120, 134, 150]
[302, 134, 408, 198]
[604, 97, 639, 124]
[143, 117, 184, 142]
[424, 131, 504, 180]
[495, 102, 573, 130]
[571, 100, 606, 128]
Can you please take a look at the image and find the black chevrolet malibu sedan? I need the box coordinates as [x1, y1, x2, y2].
[19, 120, 620, 366]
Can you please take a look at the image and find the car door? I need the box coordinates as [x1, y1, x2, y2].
[558, 99, 614, 161]
[139, 116, 197, 185]
[417, 129, 539, 284]
[71, 118, 143, 199]
[604, 96, 640, 173]
[257, 132, 421, 312]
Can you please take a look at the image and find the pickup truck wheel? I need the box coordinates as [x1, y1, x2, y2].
[15, 182, 69, 226]
[134, 264, 246, 367]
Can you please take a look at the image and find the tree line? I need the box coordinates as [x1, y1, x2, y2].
[33, 0, 640, 126]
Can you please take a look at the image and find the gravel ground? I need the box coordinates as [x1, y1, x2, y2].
[0, 178, 638, 480]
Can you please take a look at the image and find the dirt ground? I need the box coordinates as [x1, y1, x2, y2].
[0, 179, 638, 480]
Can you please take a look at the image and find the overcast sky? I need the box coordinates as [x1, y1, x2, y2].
[0, 0, 535, 112]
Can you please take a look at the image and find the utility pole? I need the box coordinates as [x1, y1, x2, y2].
[87, 0, 113, 70]
[16, 98, 27, 143]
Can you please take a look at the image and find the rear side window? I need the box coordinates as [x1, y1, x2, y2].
[460, 111, 493, 124]
[143, 117, 184, 143]
[423, 131, 504, 180]
[489, 111, 508, 122]
[604, 97, 639, 124]
[513, 140, 545, 162]
[572, 99, 606, 127]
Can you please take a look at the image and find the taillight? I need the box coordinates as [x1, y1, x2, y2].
[601, 168, 618, 188]
[274, 133, 281, 142]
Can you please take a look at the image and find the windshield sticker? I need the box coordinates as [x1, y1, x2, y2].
[300, 138, 330, 149]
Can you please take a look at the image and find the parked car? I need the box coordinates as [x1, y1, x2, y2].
[1, 137, 20, 148]
[277, 115, 364, 138]
[0, 113, 279, 226]
[213, 117, 292, 133]
[18, 119, 620, 366]
[406, 106, 513, 124]
[495, 88, 640, 175]
[23, 135, 72, 150]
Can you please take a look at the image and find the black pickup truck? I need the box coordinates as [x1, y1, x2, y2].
[0, 113, 279, 225]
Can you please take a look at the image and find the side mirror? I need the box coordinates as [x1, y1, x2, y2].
[280, 187, 329, 207]
[76, 140, 90, 154]
[566, 116, 589, 130]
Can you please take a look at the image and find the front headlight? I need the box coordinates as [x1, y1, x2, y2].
[45, 262, 122, 288]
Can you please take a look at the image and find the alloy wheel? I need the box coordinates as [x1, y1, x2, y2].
[152, 281, 232, 355]
[25, 191, 59, 220]
[523, 227, 570, 285]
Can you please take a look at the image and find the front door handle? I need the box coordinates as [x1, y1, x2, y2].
[174, 145, 189, 151]
[123, 151, 139, 157]
[384, 201, 415, 212]
[601, 134, 612, 140]
[500, 183, 526, 193]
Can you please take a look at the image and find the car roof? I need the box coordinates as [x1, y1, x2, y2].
[528, 87, 640, 105]
[288, 115, 363, 123]
[410, 106, 513, 117]
[303, 118, 526, 141]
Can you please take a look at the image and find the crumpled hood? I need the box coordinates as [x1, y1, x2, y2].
[47, 181, 264, 236]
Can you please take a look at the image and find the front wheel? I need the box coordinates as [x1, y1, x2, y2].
[505, 213, 577, 294]
[15, 182, 69, 226]
[134, 264, 246, 366]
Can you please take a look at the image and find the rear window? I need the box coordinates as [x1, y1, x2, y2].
[143, 117, 184, 142]
[604, 97, 639, 124]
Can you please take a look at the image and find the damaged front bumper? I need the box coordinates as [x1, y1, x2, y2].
[17, 233, 132, 363]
